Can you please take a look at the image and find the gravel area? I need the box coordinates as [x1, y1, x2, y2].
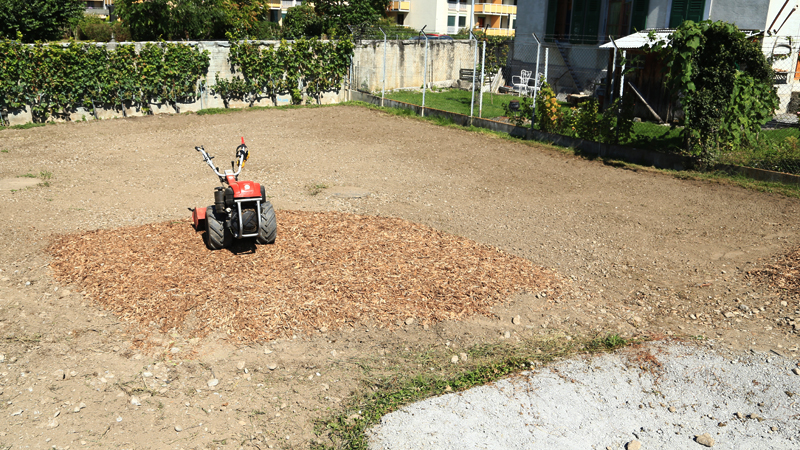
[368, 340, 800, 450]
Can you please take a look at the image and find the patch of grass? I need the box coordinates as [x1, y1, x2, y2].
[2, 122, 46, 131]
[384, 88, 515, 119]
[313, 333, 639, 450]
[1, 149, 8, 153]
[306, 182, 328, 196]
[19, 173, 37, 178]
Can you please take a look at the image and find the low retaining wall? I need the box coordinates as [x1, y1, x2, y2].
[352, 90, 800, 185]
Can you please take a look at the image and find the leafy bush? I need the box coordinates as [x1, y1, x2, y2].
[646, 21, 778, 163]
[249, 21, 281, 40]
[0, 38, 209, 123]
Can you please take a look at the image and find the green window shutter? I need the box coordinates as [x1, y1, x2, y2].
[582, 0, 601, 44]
[448, 15, 455, 27]
[545, 0, 558, 42]
[630, 0, 650, 32]
[669, 0, 704, 28]
[686, 0, 705, 22]
[458, 16, 466, 27]
[570, 0, 587, 44]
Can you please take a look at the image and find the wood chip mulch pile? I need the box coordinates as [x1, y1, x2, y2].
[755, 247, 800, 298]
[48, 211, 560, 342]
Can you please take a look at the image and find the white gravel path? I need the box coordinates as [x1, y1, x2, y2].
[368, 341, 800, 450]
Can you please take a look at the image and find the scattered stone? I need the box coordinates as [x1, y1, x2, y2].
[668, 406, 676, 413]
[268, 364, 278, 371]
[130, 396, 141, 406]
[143, 371, 153, 377]
[781, 301, 788, 307]
[405, 317, 414, 326]
[748, 413, 764, 422]
[718, 422, 726, 427]
[793, 368, 800, 375]
[10, 409, 22, 416]
[264, 348, 273, 354]
[459, 352, 468, 361]
[170, 347, 180, 354]
[512, 315, 521, 325]
[52, 369, 65, 381]
[207, 378, 219, 388]
[771, 426, 779, 432]
[451, 355, 459, 364]
[724, 312, 735, 318]
[237, 361, 246, 371]
[73, 402, 86, 413]
[695, 433, 715, 447]
[174, 425, 182, 432]
[503, 330, 511, 339]
[735, 412, 744, 419]
[69, 370, 78, 377]
[47, 418, 59, 428]
[626, 440, 641, 450]
[116, 416, 122, 422]
[0, 355, 4, 362]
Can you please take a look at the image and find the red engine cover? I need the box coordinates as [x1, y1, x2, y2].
[227, 177, 261, 198]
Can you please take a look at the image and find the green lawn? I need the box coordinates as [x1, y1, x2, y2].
[382, 88, 800, 175]
[385, 88, 519, 120]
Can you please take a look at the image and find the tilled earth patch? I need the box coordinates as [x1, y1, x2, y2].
[47, 210, 561, 342]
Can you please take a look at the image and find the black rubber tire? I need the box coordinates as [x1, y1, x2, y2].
[206, 205, 231, 250]
[256, 201, 277, 245]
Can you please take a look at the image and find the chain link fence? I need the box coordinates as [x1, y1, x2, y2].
[348, 31, 800, 176]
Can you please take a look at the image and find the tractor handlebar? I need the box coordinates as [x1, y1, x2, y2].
[195, 143, 247, 182]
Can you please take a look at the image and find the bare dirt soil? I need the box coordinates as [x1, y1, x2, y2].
[0, 106, 798, 449]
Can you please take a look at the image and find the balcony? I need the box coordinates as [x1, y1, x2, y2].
[447, 1, 468, 11]
[281, 0, 301, 9]
[482, 27, 515, 36]
[473, 3, 516, 15]
[266, 0, 280, 8]
[388, 1, 410, 11]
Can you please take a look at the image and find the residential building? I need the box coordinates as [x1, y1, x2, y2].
[84, 0, 113, 16]
[265, 0, 303, 25]
[510, 0, 797, 108]
[387, 0, 517, 36]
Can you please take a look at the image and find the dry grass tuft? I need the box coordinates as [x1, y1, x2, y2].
[48, 211, 560, 342]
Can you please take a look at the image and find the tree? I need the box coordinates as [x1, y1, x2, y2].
[311, 0, 390, 36]
[0, 0, 84, 42]
[115, 0, 268, 41]
[283, 4, 323, 39]
[648, 21, 778, 162]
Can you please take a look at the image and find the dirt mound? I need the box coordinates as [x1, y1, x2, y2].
[48, 210, 560, 342]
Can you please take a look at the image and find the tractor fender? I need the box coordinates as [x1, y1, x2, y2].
[192, 206, 207, 230]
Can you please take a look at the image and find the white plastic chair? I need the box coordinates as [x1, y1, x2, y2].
[512, 69, 533, 96]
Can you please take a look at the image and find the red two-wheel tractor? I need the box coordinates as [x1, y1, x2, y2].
[190, 138, 277, 250]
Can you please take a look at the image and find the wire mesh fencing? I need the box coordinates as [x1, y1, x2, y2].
[347, 30, 800, 177]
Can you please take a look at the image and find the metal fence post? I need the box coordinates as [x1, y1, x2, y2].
[420, 26, 429, 117]
[531, 33, 542, 130]
[380, 27, 387, 107]
[479, 39, 486, 118]
[470, 31, 477, 118]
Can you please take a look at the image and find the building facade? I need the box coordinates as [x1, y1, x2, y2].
[387, 0, 518, 36]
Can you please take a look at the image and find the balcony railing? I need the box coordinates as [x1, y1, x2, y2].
[388, 1, 410, 11]
[473, 3, 516, 15]
[476, 27, 515, 36]
[281, 0, 301, 8]
[447, 26, 459, 34]
[447, 1, 468, 11]
[266, 0, 280, 8]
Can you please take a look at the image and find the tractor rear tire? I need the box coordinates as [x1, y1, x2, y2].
[256, 201, 277, 245]
[206, 205, 231, 250]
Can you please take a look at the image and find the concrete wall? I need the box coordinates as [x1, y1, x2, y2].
[5, 40, 348, 126]
[352, 39, 478, 92]
[710, 0, 771, 31]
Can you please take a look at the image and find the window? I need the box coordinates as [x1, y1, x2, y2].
[397, 14, 405, 26]
[458, 16, 466, 27]
[270, 10, 281, 23]
[669, 0, 705, 28]
[448, 15, 456, 27]
[546, 0, 649, 44]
